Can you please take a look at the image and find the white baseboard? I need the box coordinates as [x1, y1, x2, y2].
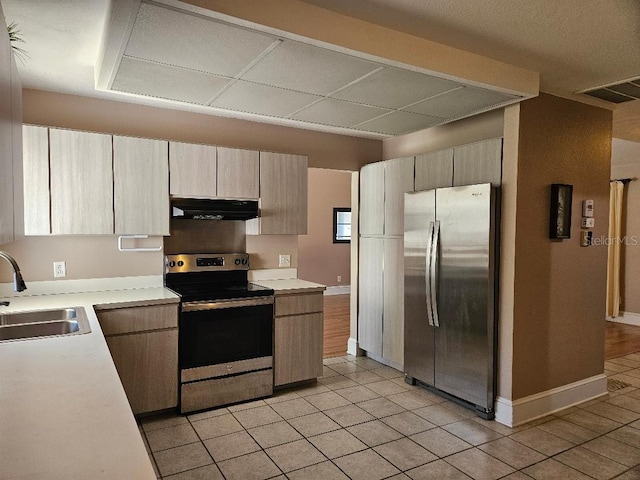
[347, 337, 360, 356]
[607, 311, 640, 326]
[325, 285, 350, 296]
[495, 374, 608, 427]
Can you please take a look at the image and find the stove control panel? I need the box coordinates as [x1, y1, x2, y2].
[165, 253, 249, 273]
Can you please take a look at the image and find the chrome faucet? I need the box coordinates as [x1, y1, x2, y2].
[0, 251, 27, 292]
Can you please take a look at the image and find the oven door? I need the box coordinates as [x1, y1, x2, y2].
[179, 297, 273, 371]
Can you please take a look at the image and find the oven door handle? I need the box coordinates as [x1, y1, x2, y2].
[182, 297, 274, 312]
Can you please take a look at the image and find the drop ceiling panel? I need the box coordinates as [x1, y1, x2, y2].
[331, 67, 459, 108]
[241, 40, 380, 95]
[291, 98, 390, 127]
[211, 80, 322, 117]
[112, 57, 231, 104]
[125, 2, 277, 77]
[355, 111, 442, 135]
[405, 86, 517, 119]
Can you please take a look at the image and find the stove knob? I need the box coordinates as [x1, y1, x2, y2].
[177, 261, 184, 267]
[242, 259, 248, 265]
[169, 261, 176, 268]
[235, 259, 241, 265]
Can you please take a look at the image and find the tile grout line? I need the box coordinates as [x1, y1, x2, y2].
[142, 353, 640, 479]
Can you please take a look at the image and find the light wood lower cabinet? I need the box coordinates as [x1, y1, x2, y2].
[274, 292, 324, 386]
[97, 303, 178, 415]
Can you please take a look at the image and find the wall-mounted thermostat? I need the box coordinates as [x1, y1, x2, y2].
[582, 199, 594, 217]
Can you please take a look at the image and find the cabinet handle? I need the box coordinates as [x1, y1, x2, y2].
[117, 235, 162, 252]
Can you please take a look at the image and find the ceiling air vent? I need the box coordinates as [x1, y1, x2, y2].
[578, 77, 640, 104]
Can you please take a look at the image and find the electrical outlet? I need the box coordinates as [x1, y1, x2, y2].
[53, 261, 66, 278]
[278, 254, 291, 268]
[337, 275, 342, 283]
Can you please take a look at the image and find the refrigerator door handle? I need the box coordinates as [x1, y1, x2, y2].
[425, 221, 435, 327]
[431, 220, 440, 327]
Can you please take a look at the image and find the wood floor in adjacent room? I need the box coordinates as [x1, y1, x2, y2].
[323, 294, 350, 358]
[323, 297, 640, 360]
[606, 321, 640, 359]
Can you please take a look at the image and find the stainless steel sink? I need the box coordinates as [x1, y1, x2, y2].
[0, 307, 91, 342]
[0, 307, 77, 326]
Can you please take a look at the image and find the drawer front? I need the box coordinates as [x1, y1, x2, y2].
[98, 304, 178, 336]
[180, 369, 273, 413]
[275, 293, 323, 316]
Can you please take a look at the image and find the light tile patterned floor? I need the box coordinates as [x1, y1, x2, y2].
[140, 353, 640, 480]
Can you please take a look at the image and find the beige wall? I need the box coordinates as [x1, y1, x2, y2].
[22, 89, 381, 170]
[298, 168, 352, 286]
[382, 109, 504, 160]
[0, 235, 163, 282]
[509, 93, 612, 400]
[0, 89, 380, 284]
[611, 139, 640, 314]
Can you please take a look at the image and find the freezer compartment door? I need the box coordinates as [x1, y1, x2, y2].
[404, 190, 436, 385]
[434, 183, 496, 409]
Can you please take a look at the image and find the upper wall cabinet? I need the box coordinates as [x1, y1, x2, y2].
[0, 12, 23, 245]
[453, 138, 503, 187]
[50, 129, 114, 235]
[113, 135, 169, 235]
[169, 141, 217, 198]
[168, 143, 259, 200]
[359, 162, 385, 236]
[360, 157, 414, 236]
[247, 152, 307, 235]
[22, 126, 50, 235]
[216, 147, 259, 199]
[384, 156, 415, 236]
[415, 148, 454, 191]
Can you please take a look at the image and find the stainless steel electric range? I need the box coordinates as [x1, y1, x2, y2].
[164, 253, 274, 414]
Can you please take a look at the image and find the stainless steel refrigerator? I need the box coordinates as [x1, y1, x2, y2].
[404, 183, 498, 419]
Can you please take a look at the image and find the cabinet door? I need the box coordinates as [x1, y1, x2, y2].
[50, 129, 113, 234]
[384, 156, 415, 236]
[249, 152, 307, 235]
[10, 55, 22, 238]
[0, 18, 13, 244]
[453, 138, 502, 187]
[23, 126, 50, 235]
[169, 141, 216, 198]
[383, 237, 404, 368]
[217, 147, 259, 199]
[274, 313, 324, 386]
[359, 162, 384, 235]
[358, 236, 383, 356]
[415, 148, 453, 191]
[105, 329, 178, 414]
[114, 135, 169, 235]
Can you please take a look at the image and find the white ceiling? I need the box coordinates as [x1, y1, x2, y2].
[1, 0, 638, 139]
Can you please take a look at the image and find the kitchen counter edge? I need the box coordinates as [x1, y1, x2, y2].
[0, 286, 179, 480]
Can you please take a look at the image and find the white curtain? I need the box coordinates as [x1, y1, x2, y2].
[606, 181, 625, 317]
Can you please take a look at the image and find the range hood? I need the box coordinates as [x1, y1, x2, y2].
[171, 198, 259, 220]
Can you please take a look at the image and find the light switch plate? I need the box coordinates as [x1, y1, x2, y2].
[581, 217, 595, 228]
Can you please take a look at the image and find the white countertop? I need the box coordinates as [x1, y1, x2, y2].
[0, 286, 179, 480]
[253, 278, 326, 295]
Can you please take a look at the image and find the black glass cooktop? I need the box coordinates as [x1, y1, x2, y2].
[167, 282, 274, 303]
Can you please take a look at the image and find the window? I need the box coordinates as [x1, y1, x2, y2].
[333, 208, 351, 243]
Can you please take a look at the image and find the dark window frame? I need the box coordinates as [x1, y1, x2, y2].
[333, 207, 351, 244]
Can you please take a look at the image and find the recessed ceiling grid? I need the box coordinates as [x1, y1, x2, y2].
[109, 1, 521, 136]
